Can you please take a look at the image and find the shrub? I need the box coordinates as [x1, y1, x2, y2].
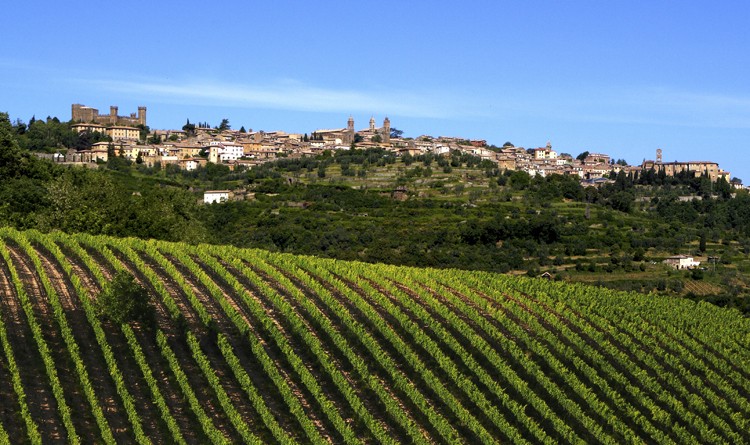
[98, 271, 154, 325]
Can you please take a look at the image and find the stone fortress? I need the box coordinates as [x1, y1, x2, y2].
[72, 104, 146, 127]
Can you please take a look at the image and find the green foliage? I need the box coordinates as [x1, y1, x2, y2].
[70, 130, 111, 151]
[17, 117, 78, 152]
[509, 170, 531, 190]
[97, 271, 153, 325]
[33, 168, 206, 242]
[136, 124, 149, 143]
[182, 119, 196, 137]
[106, 152, 133, 172]
[0, 112, 26, 178]
[607, 191, 635, 213]
[690, 268, 704, 280]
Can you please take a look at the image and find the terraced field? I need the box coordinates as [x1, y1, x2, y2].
[0, 227, 748, 444]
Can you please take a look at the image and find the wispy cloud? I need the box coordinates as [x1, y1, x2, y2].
[542, 86, 750, 129]
[15, 57, 750, 130]
[642, 88, 750, 128]
[73, 76, 481, 120]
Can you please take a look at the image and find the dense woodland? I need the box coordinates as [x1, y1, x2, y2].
[1, 112, 749, 313]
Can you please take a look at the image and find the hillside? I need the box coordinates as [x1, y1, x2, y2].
[0, 228, 748, 444]
[3, 112, 750, 311]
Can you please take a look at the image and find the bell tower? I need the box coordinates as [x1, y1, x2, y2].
[383, 117, 391, 144]
[656, 148, 663, 164]
[346, 115, 354, 144]
[369, 116, 375, 132]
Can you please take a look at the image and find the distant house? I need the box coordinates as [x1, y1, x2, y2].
[397, 147, 422, 157]
[392, 186, 408, 201]
[179, 158, 206, 171]
[203, 190, 231, 204]
[496, 155, 517, 171]
[533, 147, 557, 160]
[584, 153, 611, 165]
[663, 255, 701, 270]
[580, 177, 614, 188]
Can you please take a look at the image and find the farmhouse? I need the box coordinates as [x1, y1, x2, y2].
[663, 255, 701, 270]
[203, 190, 232, 204]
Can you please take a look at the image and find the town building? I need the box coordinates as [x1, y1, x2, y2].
[108, 126, 140, 140]
[208, 143, 244, 164]
[71, 123, 107, 134]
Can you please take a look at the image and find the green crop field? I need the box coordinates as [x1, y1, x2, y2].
[0, 227, 748, 444]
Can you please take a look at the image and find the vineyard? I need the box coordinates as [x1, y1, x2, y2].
[0, 228, 748, 444]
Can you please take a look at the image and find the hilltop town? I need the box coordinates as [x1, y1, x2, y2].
[54, 103, 739, 188]
[3, 105, 750, 315]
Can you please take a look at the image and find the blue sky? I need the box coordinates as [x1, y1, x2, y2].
[1, 1, 749, 180]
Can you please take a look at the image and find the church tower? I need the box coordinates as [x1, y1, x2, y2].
[346, 116, 354, 144]
[369, 116, 376, 132]
[656, 148, 663, 164]
[383, 117, 391, 144]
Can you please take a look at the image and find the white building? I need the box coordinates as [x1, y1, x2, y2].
[203, 190, 231, 204]
[663, 255, 701, 270]
[209, 143, 244, 163]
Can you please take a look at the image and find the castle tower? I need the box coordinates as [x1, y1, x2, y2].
[110, 106, 118, 124]
[138, 106, 147, 126]
[346, 115, 354, 144]
[369, 116, 375, 132]
[656, 148, 663, 164]
[383, 117, 391, 144]
[72, 103, 96, 122]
